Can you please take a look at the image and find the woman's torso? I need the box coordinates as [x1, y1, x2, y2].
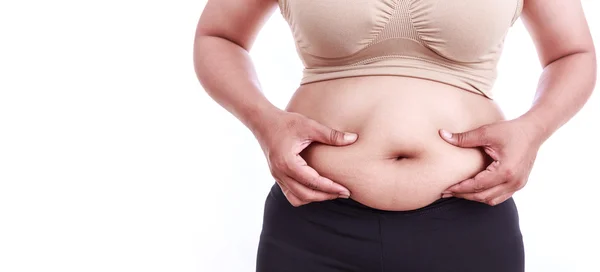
[285, 76, 505, 211]
[277, 0, 521, 211]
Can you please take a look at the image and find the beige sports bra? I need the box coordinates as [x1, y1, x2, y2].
[277, 0, 524, 99]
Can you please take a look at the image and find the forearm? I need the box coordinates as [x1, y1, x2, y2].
[519, 51, 597, 143]
[193, 35, 282, 135]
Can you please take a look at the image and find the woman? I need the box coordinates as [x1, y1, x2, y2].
[194, 0, 596, 271]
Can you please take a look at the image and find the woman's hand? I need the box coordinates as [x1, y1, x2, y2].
[438, 118, 544, 206]
[255, 110, 358, 207]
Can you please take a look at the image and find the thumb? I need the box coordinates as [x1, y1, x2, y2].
[311, 122, 358, 146]
[439, 127, 487, 148]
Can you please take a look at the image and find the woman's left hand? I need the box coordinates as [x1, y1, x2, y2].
[438, 118, 544, 206]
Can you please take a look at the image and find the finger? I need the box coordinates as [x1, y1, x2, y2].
[287, 155, 351, 196]
[308, 119, 358, 146]
[444, 161, 502, 194]
[489, 193, 514, 206]
[439, 126, 490, 148]
[276, 179, 308, 207]
[453, 183, 512, 206]
[282, 175, 340, 204]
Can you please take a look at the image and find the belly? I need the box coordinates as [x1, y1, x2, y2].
[285, 76, 505, 211]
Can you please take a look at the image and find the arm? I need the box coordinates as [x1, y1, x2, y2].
[194, 0, 356, 206]
[193, 0, 280, 136]
[438, 0, 596, 205]
[519, 0, 597, 144]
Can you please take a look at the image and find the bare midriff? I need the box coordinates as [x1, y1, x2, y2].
[285, 76, 505, 211]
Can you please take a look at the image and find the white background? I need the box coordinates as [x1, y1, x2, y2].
[0, 0, 598, 271]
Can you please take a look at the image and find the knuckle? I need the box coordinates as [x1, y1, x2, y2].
[329, 129, 342, 144]
[473, 194, 489, 203]
[514, 179, 526, 189]
[295, 190, 311, 201]
[503, 168, 515, 180]
[303, 192, 319, 202]
[472, 177, 485, 192]
[305, 177, 320, 190]
[269, 156, 285, 169]
[289, 199, 302, 207]
[456, 133, 467, 145]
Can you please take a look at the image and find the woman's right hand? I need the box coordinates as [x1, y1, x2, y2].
[254, 110, 358, 207]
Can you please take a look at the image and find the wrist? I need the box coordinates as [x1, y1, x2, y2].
[515, 111, 552, 146]
[242, 101, 284, 138]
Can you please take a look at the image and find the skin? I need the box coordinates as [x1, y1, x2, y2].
[194, 0, 355, 206]
[439, 0, 597, 205]
[194, 0, 596, 207]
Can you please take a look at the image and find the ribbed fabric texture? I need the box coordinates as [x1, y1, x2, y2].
[374, 0, 420, 43]
[278, 0, 524, 99]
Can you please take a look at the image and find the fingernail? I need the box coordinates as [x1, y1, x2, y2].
[441, 193, 452, 198]
[442, 190, 451, 194]
[344, 133, 358, 141]
[440, 129, 452, 139]
[339, 193, 350, 199]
